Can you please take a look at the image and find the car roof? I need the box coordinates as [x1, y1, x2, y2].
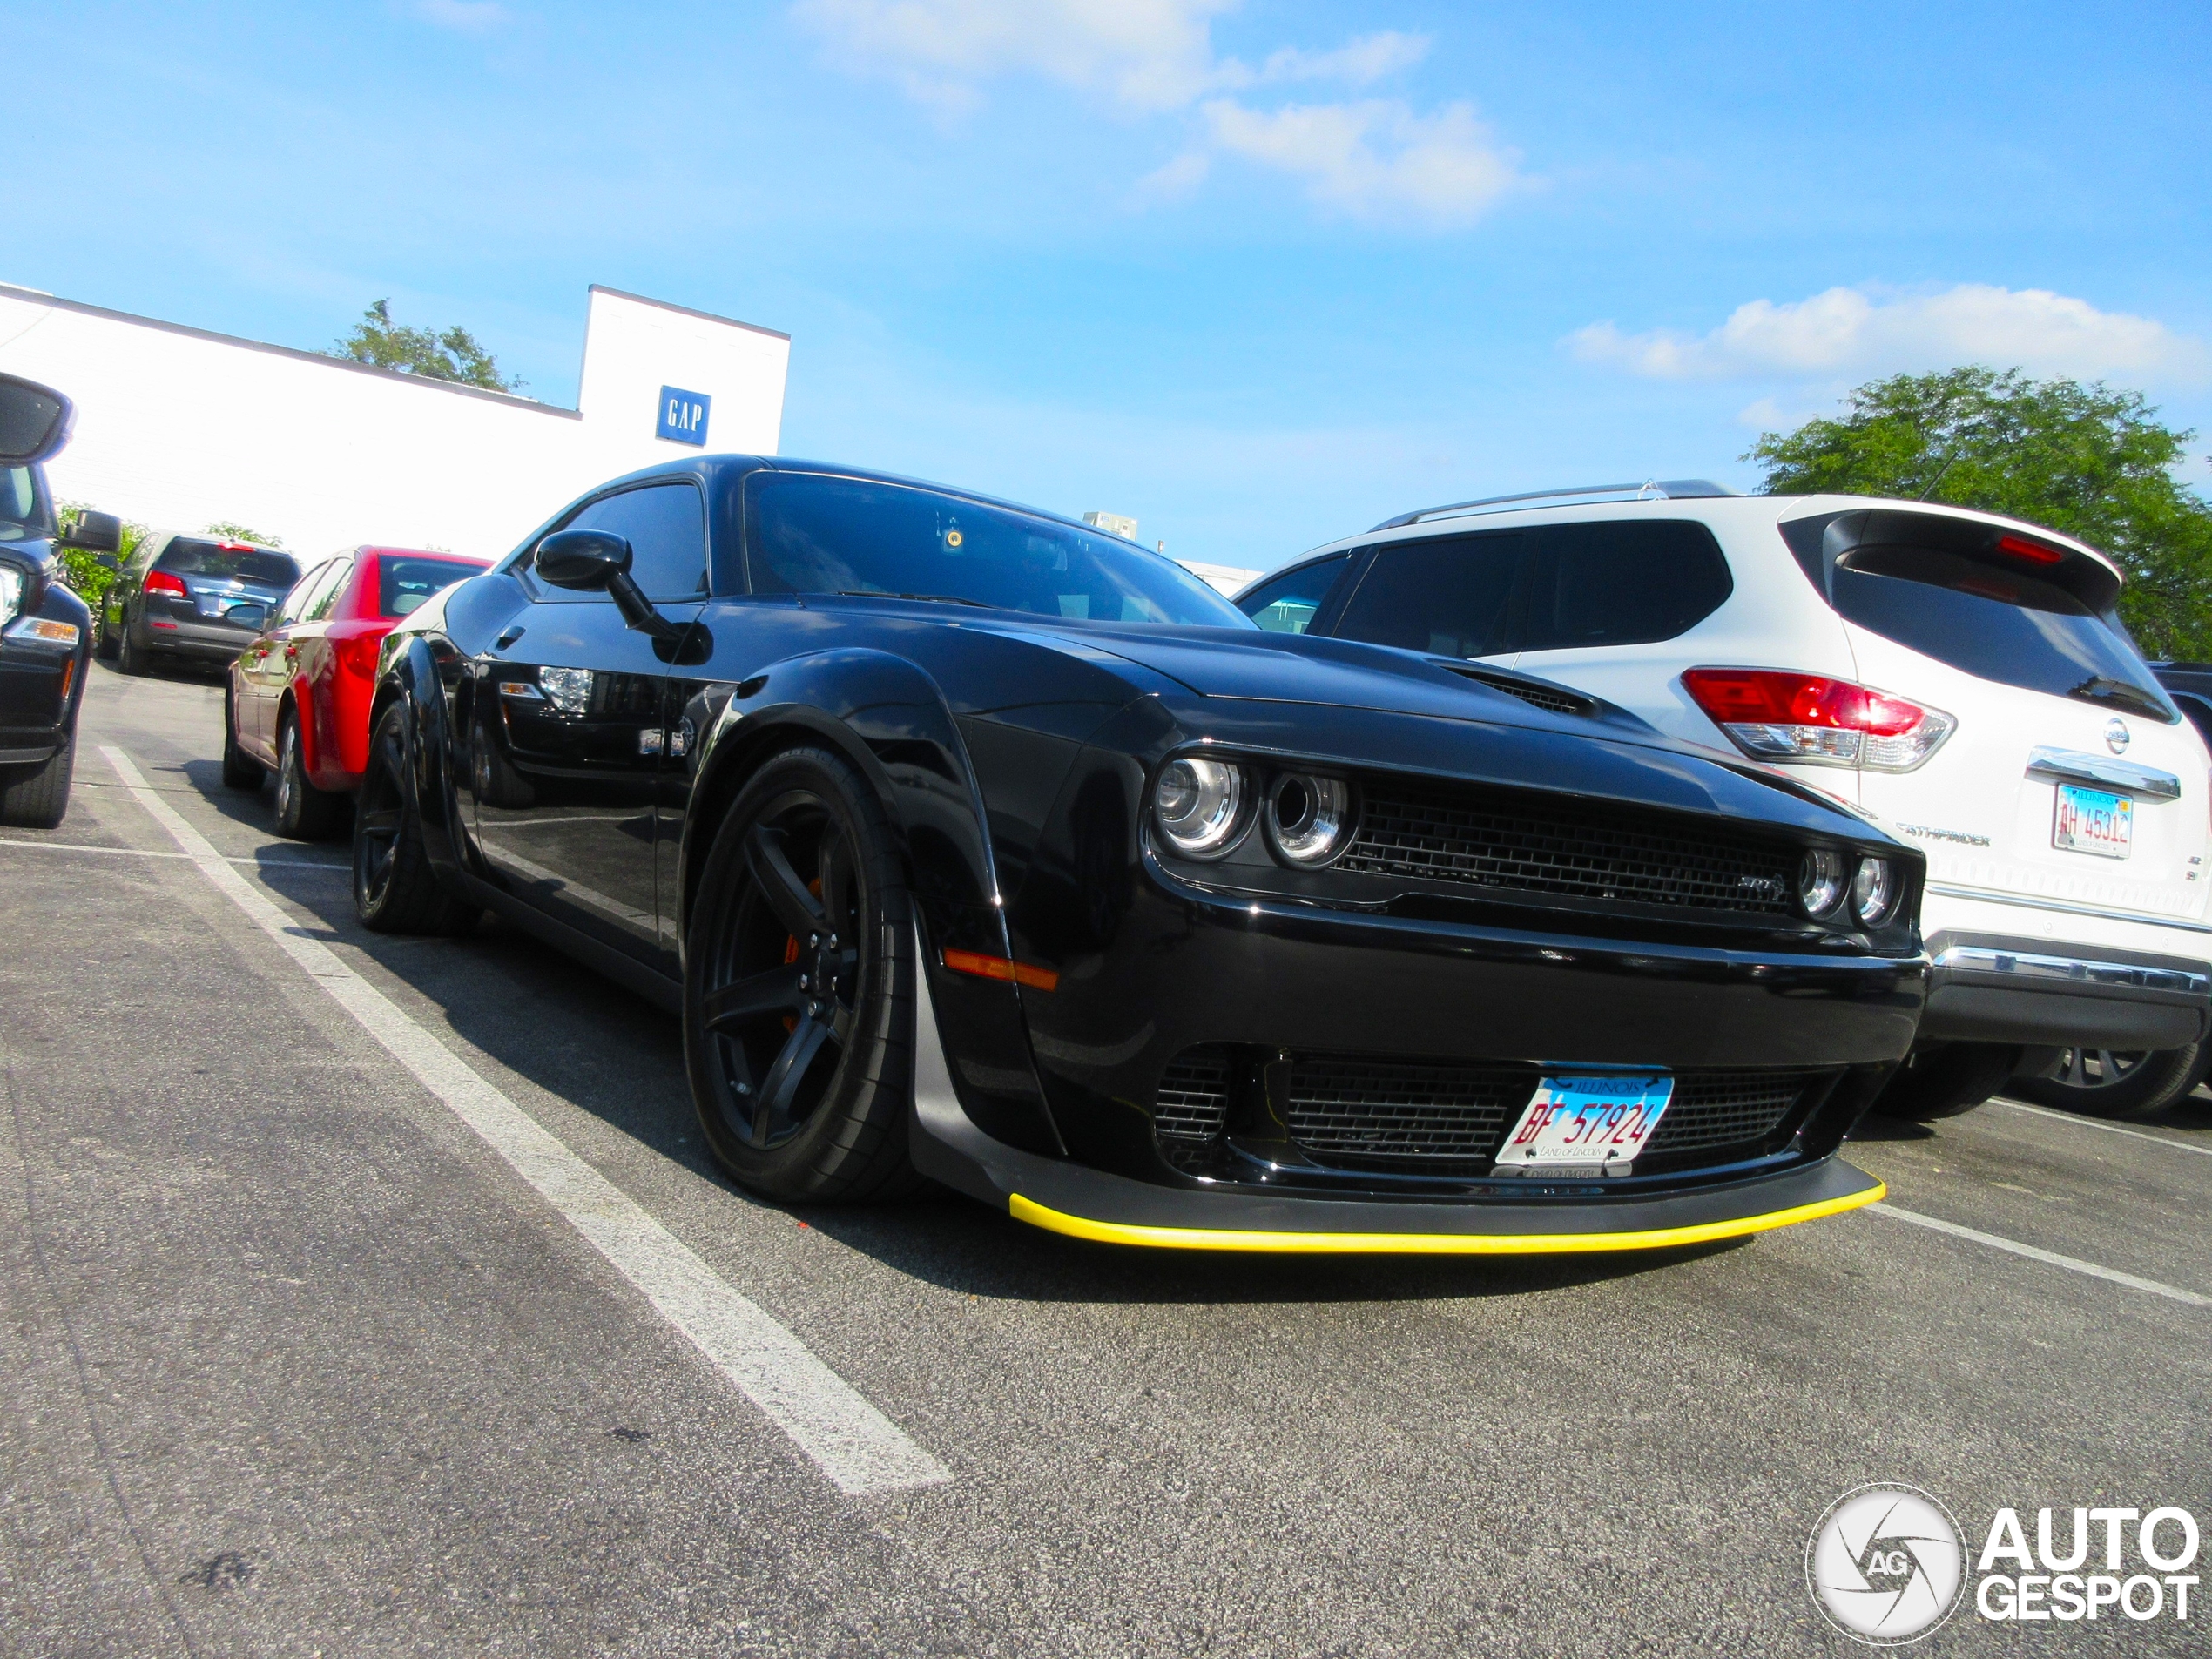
[1249, 490, 2124, 591]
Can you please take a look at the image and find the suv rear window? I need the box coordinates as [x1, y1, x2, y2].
[1787, 510, 2175, 721]
[157, 538, 299, 587]
[380, 556, 481, 618]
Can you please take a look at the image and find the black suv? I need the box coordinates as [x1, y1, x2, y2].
[0, 373, 121, 826]
[98, 530, 299, 674]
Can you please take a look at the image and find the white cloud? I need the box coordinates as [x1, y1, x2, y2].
[1571, 284, 2209, 385]
[791, 0, 1235, 111]
[1131, 150, 1211, 205]
[1231, 31, 1430, 90]
[414, 0, 508, 30]
[1201, 98, 1519, 226]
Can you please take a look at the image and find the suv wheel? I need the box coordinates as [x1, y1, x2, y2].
[1872, 1042, 2022, 1122]
[0, 733, 76, 829]
[2011, 1043, 2205, 1121]
[116, 621, 145, 676]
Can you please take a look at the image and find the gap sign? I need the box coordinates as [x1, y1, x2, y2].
[657, 386, 711, 447]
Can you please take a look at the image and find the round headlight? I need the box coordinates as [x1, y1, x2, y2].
[1153, 757, 1246, 858]
[1264, 772, 1354, 867]
[1851, 856, 1897, 926]
[1798, 849, 1847, 917]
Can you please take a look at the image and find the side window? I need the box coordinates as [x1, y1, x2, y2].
[305, 558, 354, 622]
[1521, 521, 1733, 651]
[1238, 555, 1350, 634]
[275, 561, 334, 627]
[1333, 532, 1526, 659]
[562, 482, 709, 602]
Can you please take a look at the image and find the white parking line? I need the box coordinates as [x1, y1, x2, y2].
[99, 745, 950, 1497]
[1870, 1203, 2210, 1308]
[0, 837, 347, 871]
[1993, 1096, 2212, 1158]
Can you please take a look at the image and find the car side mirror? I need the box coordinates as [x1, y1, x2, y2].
[95, 552, 120, 571]
[535, 529, 632, 590]
[0, 373, 73, 465]
[62, 509, 124, 555]
[227, 603, 269, 631]
[534, 527, 697, 654]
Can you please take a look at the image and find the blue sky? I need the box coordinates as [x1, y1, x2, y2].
[12, 0, 2209, 570]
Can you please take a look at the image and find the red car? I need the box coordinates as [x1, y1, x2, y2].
[222, 545, 489, 837]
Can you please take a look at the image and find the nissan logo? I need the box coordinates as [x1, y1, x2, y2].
[2106, 718, 2131, 754]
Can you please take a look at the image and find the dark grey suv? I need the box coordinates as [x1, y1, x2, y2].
[97, 532, 299, 674]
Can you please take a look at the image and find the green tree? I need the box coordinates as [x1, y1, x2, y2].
[204, 520, 284, 548]
[326, 298, 523, 393]
[1745, 367, 2212, 658]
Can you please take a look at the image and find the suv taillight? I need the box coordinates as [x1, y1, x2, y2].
[143, 570, 188, 597]
[1681, 667, 1955, 772]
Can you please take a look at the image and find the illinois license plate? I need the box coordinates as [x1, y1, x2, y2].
[2054, 783, 2132, 860]
[1492, 1074, 1673, 1176]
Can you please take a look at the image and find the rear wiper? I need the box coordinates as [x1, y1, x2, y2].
[830, 590, 993, 609]
[2068, 675, 2168, 718]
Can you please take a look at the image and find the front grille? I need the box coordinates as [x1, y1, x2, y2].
[1284, 1056, 1531, 1164]
[1153, 1047, 1233, 1141]
[1339, 783, 1798, 916]
[1643, 1070, 1816, 1156]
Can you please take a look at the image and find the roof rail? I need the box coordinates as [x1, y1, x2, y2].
[1370, 479, 1739, 533]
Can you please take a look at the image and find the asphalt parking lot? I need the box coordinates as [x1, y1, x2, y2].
[3, 660, 2208, 1658]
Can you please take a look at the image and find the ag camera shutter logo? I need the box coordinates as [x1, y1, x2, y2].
[1806, 1484, 1966, 1645]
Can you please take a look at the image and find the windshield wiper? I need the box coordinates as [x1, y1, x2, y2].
[831, 590, 993, 609]
[2068, 675, 2168, 718]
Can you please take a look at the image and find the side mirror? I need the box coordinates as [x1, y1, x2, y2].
[0, 373, 73, 465]
[95, 552, 121, 571]
[226, 603, 270, 631]
[62, 509, 124, 555]
[535, 529, 632, 590]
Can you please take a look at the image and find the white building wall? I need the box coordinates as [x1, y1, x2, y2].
[0, 281, 788, 560]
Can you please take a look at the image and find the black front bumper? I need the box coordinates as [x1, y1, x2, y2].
[1919, 930, 2211, 1050]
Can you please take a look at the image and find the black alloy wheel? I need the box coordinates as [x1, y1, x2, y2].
[273, 711, 345, 840]
[2012, 1043, 2206, 1121]
[220, 687, 265, 790]
[685, 746, 919, 1202]
[354, 704, 476, 935]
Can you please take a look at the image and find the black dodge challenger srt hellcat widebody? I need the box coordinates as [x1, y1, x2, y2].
[359, 456, 1925, 1251]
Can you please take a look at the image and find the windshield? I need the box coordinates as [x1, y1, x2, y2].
[379, 555, 482, 617]
[0, 466, 51, 542]
[745, 471, 1252, 628]
[1831, 543, 2176, 720]
[157, 538, 300, 587]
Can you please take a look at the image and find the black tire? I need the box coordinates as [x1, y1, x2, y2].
[685, 745, 920, 1203]
[221, 687, 266, 790]
[1871, 1042, 2022, 1122]
[0, 733, 76, 829]
[94, 610, 118, 662]
[2011, 1042, 2203, 1121]
[116, 620, 145, 676]
[354, 705, 477, 936]
[273, 709, 346, 840]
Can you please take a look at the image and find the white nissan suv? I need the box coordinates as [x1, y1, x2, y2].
[1237, 482, 2212, 1120]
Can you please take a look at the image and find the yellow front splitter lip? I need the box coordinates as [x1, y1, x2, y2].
[1008, 1181, 1886, 1255]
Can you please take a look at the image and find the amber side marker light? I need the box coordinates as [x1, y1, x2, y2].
[941, 948, 1060, 993]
